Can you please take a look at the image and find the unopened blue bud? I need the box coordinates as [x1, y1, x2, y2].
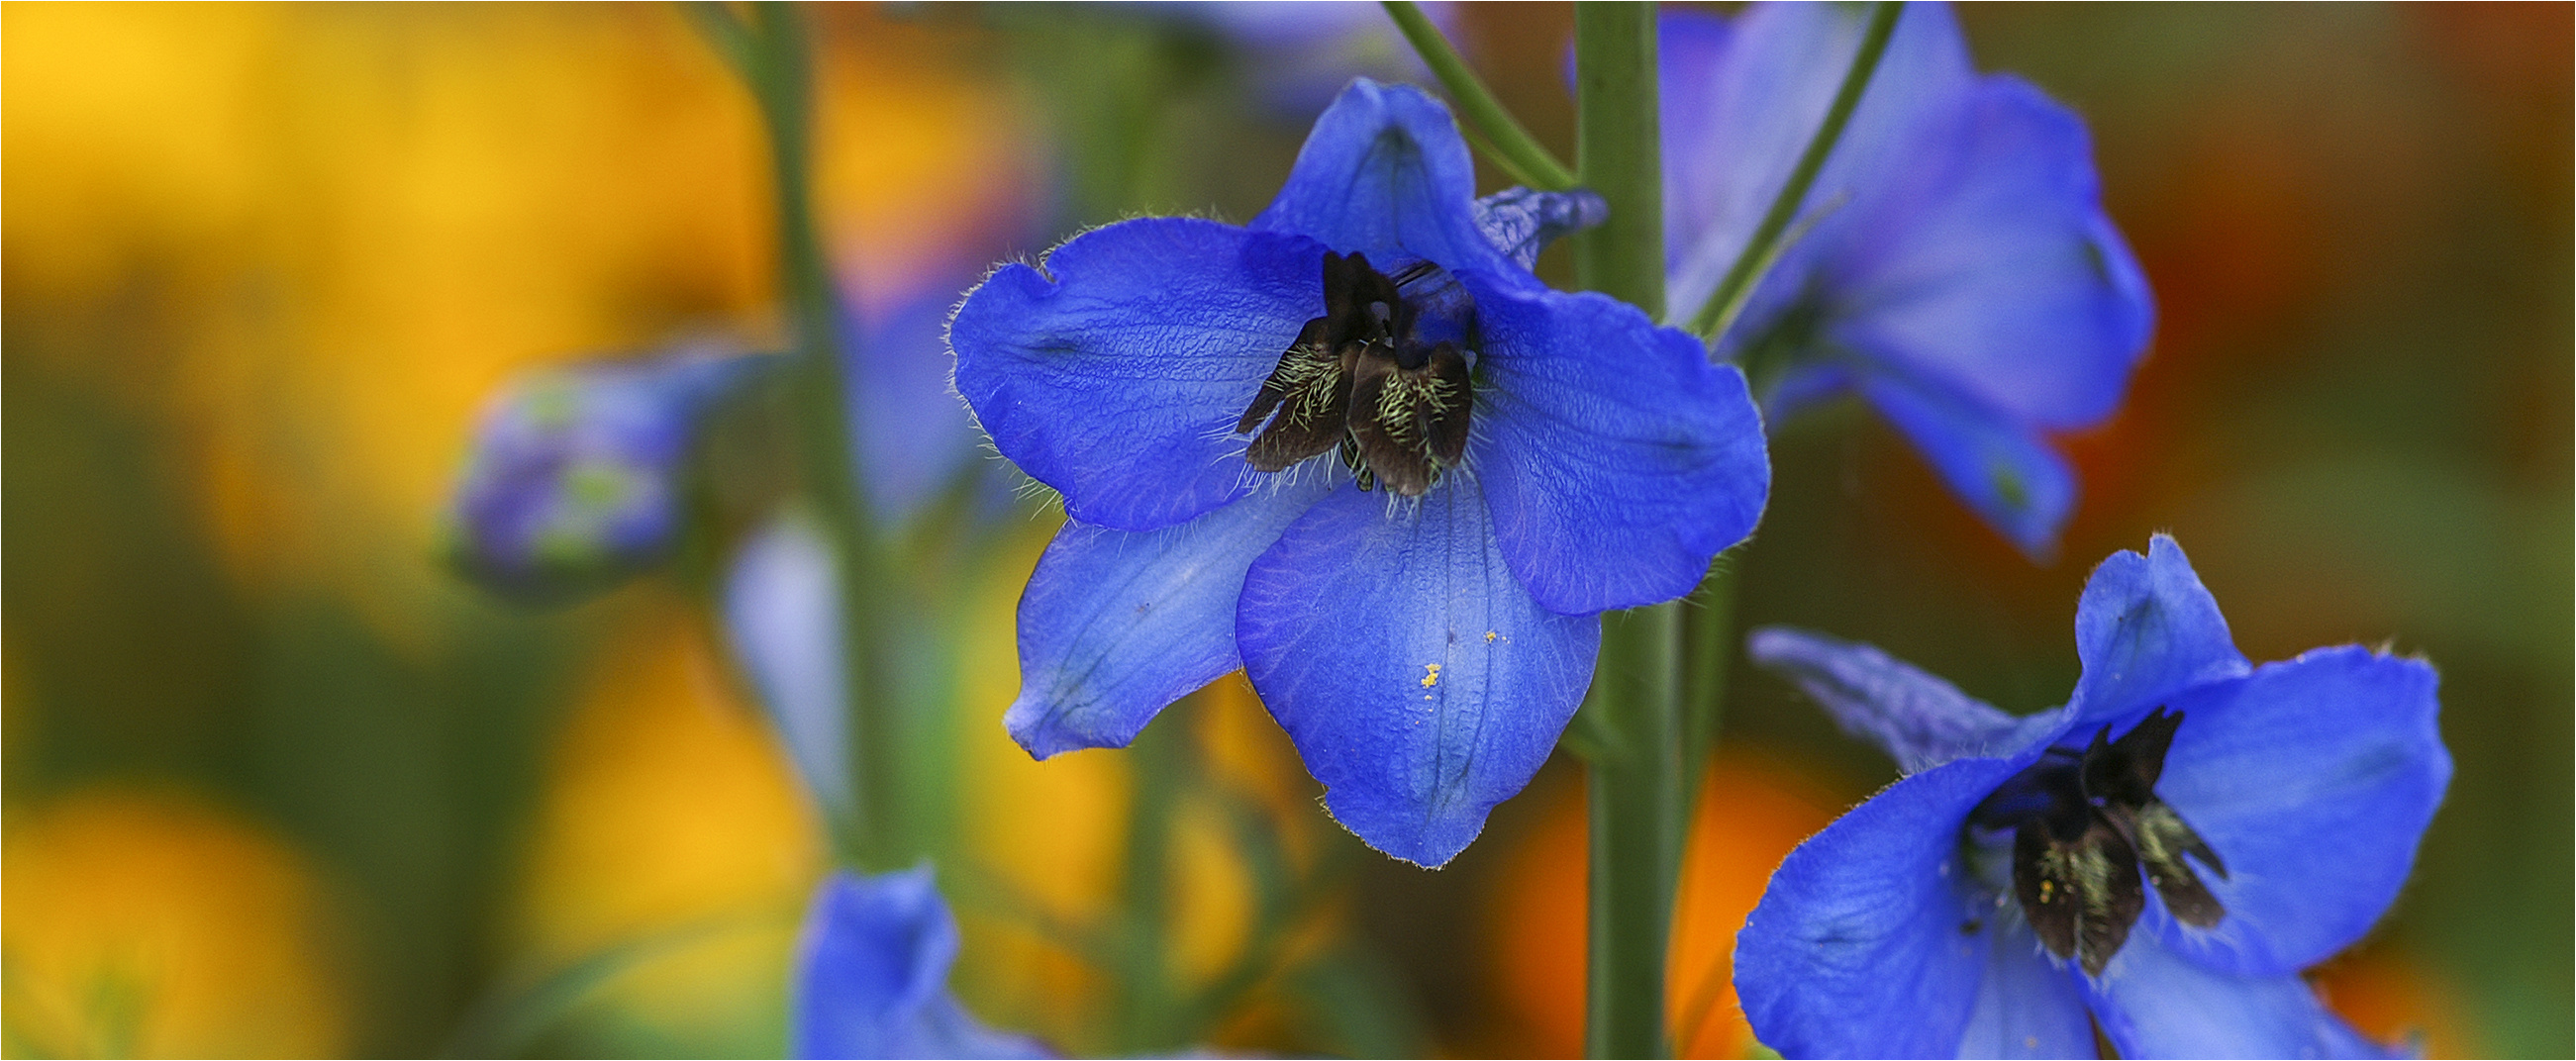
[446, 347, 760, 603]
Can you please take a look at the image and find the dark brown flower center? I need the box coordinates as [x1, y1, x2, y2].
[1966, 707, 2229, 976]
[1236, 251, 1472, 497]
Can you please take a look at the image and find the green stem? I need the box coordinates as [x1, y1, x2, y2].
[1569, 6, 1678, 1058]
[1680, 554, 1739, 800]
[1382, 1, 1578, 191]
[698, 2, 905, 869]
[1112, 703, 1187, 1054]
[1683, 0, 1903, 341]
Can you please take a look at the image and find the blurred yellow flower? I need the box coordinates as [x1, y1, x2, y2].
[3, 3, 1032, 645]
[509, 603, 825, 1051]
[2, 787, 347, 1058]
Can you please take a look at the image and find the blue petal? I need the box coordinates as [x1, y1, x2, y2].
[1235, 479, 1598, 866]
[844, 285, 990, 525]
[1472, 186, 1607, 270]
[1660, 2, 1977, 318]
[1469, 276, 1770, 615]
[1249, 79, 1524, 280]
[1744, 626, 2049, 773]
[1734, 753, 2037, 1059]
[2084, 936, 2397, 1060]
[1006, 476, 1336, 758]
[2066, 535, 2250, 725]
[1823, 75, 2153, 432]
[1959, 917, 2096, 1059]
[950, 218, 1321, 532]
[2143, 646, 2450, 976]
[1854, 367, 2077, 559]
[724, 515, 850, 817]
[1156, 2, 1450, 120]
[793, 868, 1050, 1060]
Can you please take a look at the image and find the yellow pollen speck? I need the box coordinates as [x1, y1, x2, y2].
[1420, 663, 1442, 688]
[1483, 630, 1498, 642]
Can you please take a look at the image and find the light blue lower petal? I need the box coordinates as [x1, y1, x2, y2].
[1734, 754, 2034, 1059]
[2147, 646, 2449, 976]
[2065, 534, 2251, 725]
[1959, 917, 2096, 1060]
[1007, 477, 1334, 758]
[2085, 936, 2395, 1060]
[1235, 479, 1598, 867]
[1856, 367, 2077, 559]
[725, 515, 850, 818]
[1745, 626, 2048, 774]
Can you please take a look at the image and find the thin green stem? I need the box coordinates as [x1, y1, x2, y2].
[697, 2, 905, 869]
[1680, 553, 1739, 799]
[1382, 1, 1578, 191]
[1568, 6, 1678, 1058]
[1684, 0, 1903, 341]
[1112, 704, 1187, 1054]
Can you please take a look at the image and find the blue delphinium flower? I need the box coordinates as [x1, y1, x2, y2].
[1734, 535, 2448, 1058]
[950, 79, 1768, 867]
[1140, 2, 1455, 119]
[793, 867, 1049, 1060]
[1660, 2, 2153, 556]
[446, 346, 758, 602]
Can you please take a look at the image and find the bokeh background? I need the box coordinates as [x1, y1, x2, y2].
[5, 3, 2566, 1057]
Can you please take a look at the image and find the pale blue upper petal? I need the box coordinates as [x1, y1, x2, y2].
[1235, 479, 1599, 867]
[2066, 534, 2250, 725]
[2083, 935, 2397, 1060]
[1745, 626, 2050, 773]
[1469, 274, 1769, 615]
[724, 515, 850, 817]
[950, 219, 1320, 532]
[2143, 646, 2451, 976]
[1006, 476, 1336, 758]
[1250, 79, 1526, 282]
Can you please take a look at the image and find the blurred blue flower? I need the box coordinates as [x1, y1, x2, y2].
[446, 346, 757, 602]
[727, 261, 1023, 819]
[841, 273, 1021, 526]
[1661, 2, 2153, 556]
[950, 80, 1768, 867]
[1735, 535, 2448, 1058]
[1136, 2, 1454, 118]
[793, 867, 1049, 1060]
[725, 513, 850, 816]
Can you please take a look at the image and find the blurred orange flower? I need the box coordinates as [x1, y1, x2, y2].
[1490, 750, 1843, 1059]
